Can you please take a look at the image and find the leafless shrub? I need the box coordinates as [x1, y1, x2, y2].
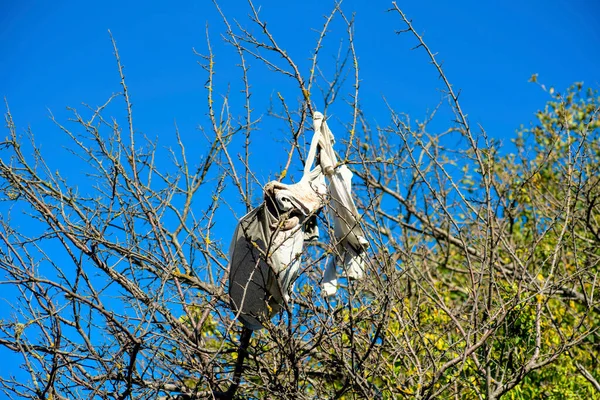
[1, 2, 599, 399]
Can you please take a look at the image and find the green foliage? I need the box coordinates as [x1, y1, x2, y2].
[359, 82, 600, 398]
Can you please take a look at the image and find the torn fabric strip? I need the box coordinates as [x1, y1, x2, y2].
[312, 112, 369, 296]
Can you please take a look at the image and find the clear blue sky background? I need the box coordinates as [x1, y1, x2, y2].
[1, 0, 599, 387]
[2, 0, 599, 155]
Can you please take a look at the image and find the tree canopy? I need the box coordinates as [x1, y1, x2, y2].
[1, 2, 599, 399]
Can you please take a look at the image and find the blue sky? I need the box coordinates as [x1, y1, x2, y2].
[2, 0, 599, 154]
[1, 0, 599, 388]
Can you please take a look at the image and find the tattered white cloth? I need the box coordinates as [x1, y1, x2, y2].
[228, 112, 368, 330]
[312, 112, 369, 296]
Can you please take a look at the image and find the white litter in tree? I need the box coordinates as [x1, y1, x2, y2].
[228, 111, 368, 330]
